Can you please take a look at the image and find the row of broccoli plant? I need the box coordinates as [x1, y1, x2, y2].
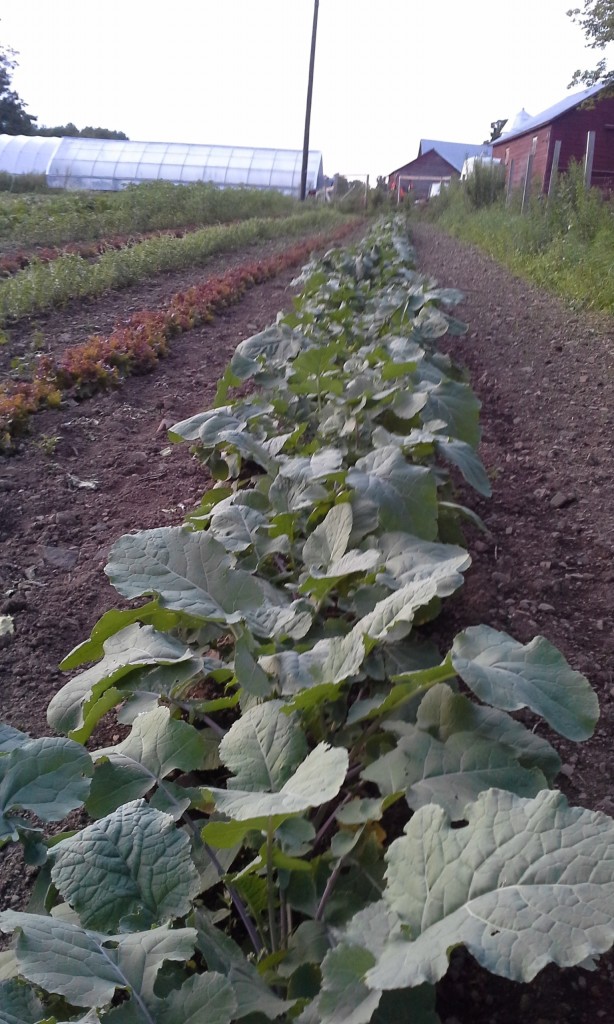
[0, 217, 612, 1024]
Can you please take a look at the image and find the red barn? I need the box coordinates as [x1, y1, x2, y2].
[388, 140, 492, 199]
[493, 84, 614, 193]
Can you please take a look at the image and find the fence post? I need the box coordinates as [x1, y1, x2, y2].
[584, 130, 596, 189]
[506, 159, 515, 205]
[364, 174, 369, 210]
[548, 140, 562, 199]
[521, 138, 537, 213]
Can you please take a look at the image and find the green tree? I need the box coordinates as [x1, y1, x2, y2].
[569, 0, 614, 87]
[0, 44, 36, 134]
[37, 124, 129, 140]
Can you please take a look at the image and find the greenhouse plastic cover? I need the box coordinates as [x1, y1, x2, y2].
[0, 135, 62, 175]
[45, 137, 324, 195]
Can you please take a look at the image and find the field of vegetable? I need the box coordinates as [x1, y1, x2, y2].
[1, 213, 613, 1023]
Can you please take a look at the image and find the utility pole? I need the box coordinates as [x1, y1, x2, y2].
[300, 0, 319, 200]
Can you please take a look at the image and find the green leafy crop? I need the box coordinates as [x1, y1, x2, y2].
[0, 217, 610, 1024]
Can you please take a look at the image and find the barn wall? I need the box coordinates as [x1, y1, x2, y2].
[493, 126, 551, 193]
[493, 95, 614, 193]
[389, 151, 458, 198]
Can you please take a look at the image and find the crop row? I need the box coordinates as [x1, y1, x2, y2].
[0, 209, 350, 327]
[0, 223, 235, 278]
[0, 217, 610, 1022]
[0, 221, 357, 450]
[0, 180, 301, 247]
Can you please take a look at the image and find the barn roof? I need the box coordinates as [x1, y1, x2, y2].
[418, 139, 493, 172]
[496, 84, 604, 144]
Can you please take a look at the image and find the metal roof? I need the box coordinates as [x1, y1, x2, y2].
[496, 84, 604, 144]
[418, 139, 493, 172]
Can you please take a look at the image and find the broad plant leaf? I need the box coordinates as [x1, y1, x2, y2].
[154, 972, 237, 1024]
[0, 725, 29, 755]
[362, 722, 546, 819]
[206, 742, 348, 822]
[105, 527, 265, 626]
[374, 532, 470, 594]
[0, 913, 196, 1008]
[0, 980, 45, 1024]
[415, 683, 561, 783]
[435, 437, 492, 497]
[302, 503, 353, 568]
[47, 622, 192, 739]
[451, 625, 599, 740]
[317, 944, 382, 1024]
[50, 800, 199, 931]
[365, 789, 614, 989]
[348, 447, 437, 539]
[0, 737, 92, 846]
[420, 379, 481, 447]
[87, 706, 213, 818]
[219, 700, 308, 791]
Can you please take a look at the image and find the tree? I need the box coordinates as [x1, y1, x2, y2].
[0, 44, 36, 134]
[569, 1, 614, 87]
[37, 124, 129, 140]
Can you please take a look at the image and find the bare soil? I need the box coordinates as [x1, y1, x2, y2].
[1, 222, 613, 1022]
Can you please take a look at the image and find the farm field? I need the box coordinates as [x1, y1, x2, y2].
[0, 215, 613, 1022]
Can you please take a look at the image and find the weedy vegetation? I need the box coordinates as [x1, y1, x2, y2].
[0, 218, 612, 1023]
[416, 160, 614, 310]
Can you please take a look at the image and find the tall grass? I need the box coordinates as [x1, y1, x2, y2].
[416, 161, 614, 310]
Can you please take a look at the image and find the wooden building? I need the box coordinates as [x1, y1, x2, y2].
[388, 140, 492, 199]
[492, 84, 614, 193]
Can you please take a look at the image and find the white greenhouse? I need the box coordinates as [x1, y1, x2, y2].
[0, 135, 325, 197]
[0, 135, 62, 175]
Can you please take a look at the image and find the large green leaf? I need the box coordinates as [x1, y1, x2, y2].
[155, 972, 237, 1024]
[302, 503, 353, 568]
[0, 980, 45, 1024]
[451, 625, 599, 740]
[415, 683, 561, 783]
[47, 623, 192, 738]
[348, 447, 437, 539]
[362, 722, 546, 819]
[374, 533, 470, 594]
[87, 706, 213, 818]
[260, 631, 366, 696]
[0, 914, 196, 1008]
[206, 742, 348, 822]
[219, 700, 307, 792]
[366, 789, 614, 989]
[317, 944, 381, 1024]
[435, 438, 492, 497]
[50, 800, 199, 931]
[420, 379, 481, 447]
[0, 738, 92, 846]
[0, 725, 28, 755]
[105, 528, 265, 625]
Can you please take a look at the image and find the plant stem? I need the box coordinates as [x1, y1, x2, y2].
[315, 859, 344, 921]
[266, 818, 278, 953]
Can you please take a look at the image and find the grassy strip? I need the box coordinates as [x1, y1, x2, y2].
[0, 181, 303, 247]
[0, 223, 238, 277]
[415, 163, 614, 311]
[0, 221, 359, 450]
[0, 210, 349, 326]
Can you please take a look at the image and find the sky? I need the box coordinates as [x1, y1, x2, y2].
[1, 0, 608, 182]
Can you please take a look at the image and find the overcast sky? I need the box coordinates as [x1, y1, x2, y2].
[1, 0, 607, 181]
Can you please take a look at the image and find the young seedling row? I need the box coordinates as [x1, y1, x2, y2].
[0, 217, 611, 1024]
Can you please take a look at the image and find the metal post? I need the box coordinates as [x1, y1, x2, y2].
[584, 130, 596, 190]
[300, 0, 319, 201]
[548, 140, 562, 199]
[364, 174, 369, 210]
